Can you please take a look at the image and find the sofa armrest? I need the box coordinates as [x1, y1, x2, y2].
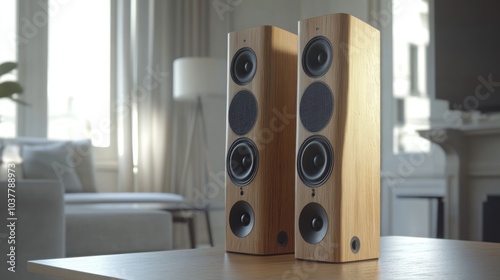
[0, 180, 65, 280]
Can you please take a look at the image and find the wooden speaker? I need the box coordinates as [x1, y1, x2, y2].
[226, 25, 297, 255]
[295, 13, 380, 262]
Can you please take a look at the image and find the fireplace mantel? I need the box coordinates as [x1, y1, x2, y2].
[419, 120, 500, 240]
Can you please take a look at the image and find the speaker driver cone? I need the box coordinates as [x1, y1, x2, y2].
[227, 138, 259, 186]
[229, 200, 255, 238]
[231, 48, 257, 85]
[297, 135, 333, 187]
[302, 36, 333, 78]
[299, 202, 328, 244]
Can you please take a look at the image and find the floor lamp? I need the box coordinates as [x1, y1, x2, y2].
[173, 57, 225, 247]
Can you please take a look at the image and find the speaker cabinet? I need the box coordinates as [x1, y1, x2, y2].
[226, 25, 297, 255]
[295, 13, 380, 262]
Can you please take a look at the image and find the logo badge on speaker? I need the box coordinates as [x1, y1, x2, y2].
[226, 25, 298, 255]
[295, 13, 381, 262]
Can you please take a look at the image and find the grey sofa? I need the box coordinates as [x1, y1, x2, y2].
[0, 180, 174, 279]
[0, 137, 177, 278]
[0, 180, 64, 280]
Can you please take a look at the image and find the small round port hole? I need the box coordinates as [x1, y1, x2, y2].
[350, 236, 360, 254]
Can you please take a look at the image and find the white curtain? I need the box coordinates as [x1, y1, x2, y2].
[17, 0, 49, 137]
[115, 0, 210, 196]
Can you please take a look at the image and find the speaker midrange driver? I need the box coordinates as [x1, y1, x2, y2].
[227, 138, 258, 187]
[297, 135, 333, 188]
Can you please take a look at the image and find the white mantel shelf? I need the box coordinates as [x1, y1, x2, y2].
[418, 120, 500, 241]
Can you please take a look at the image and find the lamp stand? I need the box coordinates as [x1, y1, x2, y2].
[177, 96, 214, 247]
[179, 96, 208, 195]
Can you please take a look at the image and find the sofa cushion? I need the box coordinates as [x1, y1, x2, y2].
[64, 192, 185, 204]
[65, 205, 173, 257]
[22, 141, 84, 193]
[0, 180, 65, 280]
[0, 144, 24, 180]
[0, 137, 98, 193]
[70, 139, 97, 192]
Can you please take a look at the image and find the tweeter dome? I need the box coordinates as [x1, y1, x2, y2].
[295, 13, 381, 263]
[226, 25, 297, 255]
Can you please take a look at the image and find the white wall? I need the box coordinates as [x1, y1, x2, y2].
[298, 0, 369, 21]
[229, 0, 299, 33]
[226, 0, 370, 33]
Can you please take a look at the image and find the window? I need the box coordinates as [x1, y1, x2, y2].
[47, 0, 111, 147]
[0, 0, 18, 138]
[392, 0, 432, 153]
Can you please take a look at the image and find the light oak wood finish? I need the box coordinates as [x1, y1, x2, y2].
[28, 236, 500, 279]
[295, 14, 381, 262]
[226, 26, 298, 255]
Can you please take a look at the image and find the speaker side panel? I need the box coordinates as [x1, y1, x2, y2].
[295, 13, 380, 262]
[264, 26, 297, 254]
[338, 15, 380, 262]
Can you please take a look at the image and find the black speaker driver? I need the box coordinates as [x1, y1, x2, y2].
[229, 200, 255, 238]
[231, 47, 257, 85]
[297, 135, 333, 188]
[299, 202, 329, 244]
[227, 138, 259, 186]
[302, 36, 333, 78]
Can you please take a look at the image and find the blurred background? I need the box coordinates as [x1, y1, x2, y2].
[1, 0, 499, 258]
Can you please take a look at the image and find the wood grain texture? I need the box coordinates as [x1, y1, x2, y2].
[28, 237, 500, 280]
[295, 13, 381, 262]
[226, 26, 298, 255]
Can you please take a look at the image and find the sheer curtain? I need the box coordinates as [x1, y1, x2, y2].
[115, 0, 210, 198]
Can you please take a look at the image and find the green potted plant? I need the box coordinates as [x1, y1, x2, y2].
[0, 62, 25, 105]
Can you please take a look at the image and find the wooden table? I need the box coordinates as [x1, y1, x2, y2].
[28, 236, 500, 279]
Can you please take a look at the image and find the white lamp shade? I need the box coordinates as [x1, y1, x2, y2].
[173, 57, 226, 101]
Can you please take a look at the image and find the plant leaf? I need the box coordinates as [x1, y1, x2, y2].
[0, 81, 23, 98]
[9, 97, 29, 106]
[0, 62, 17, 76]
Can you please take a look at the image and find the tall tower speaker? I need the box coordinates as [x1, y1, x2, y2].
[295, 13, 380, 262]
[226, 26, 297, 255]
